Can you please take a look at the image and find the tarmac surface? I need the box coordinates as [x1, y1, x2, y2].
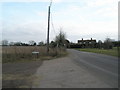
[32, 49, 118, 88]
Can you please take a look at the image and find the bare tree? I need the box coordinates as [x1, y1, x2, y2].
[29, 40, 36, 46]
[98, 40, 102, 49]
[38, 41, 44, 46]
[14, 42, 22, 46]
[9, 42, 15, 46]
[2, 40, 8, 46]
[104, 38, 113, 49]
[55, 29, 66, 47]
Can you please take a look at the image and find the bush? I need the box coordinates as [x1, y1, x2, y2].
[70, 44, 81, 48]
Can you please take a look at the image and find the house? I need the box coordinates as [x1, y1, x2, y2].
[78, 38, 96, 48]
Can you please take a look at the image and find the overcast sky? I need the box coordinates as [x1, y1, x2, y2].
[1, 0, 119, 43]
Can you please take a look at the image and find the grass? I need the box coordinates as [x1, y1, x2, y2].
[2, 46, 67, 63]
[3, 73, 38, 88]
[75, 47, 119, 57]
[2, 46, 68, 88]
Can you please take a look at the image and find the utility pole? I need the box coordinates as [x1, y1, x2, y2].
[47, 0, 52, 54]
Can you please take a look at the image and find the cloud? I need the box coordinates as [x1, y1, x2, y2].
[0, 0, 64, 3]
[2, 22, 47, 43]
[35, 11, 47, 17]
[0, 0, 116, 3]
[94, 7, 117, 17]
[85, 0, 118, 7]
[1, 0, 118, 42]
[49, 1, 118, 41]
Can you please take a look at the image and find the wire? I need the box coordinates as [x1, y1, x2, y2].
[50, 0, 56, 36]
[50, 0, 52, 7]
[51, 12, 56, 35]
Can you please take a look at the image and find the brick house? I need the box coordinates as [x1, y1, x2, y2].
[78, 38, 96, 48]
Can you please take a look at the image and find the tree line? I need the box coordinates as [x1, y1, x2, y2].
[1, 30, 120, 50]
[1, 40, 45, 46]
[70, 38, 120, 49]
[1, 30, 67, 47]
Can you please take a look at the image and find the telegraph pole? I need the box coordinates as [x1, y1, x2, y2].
[47, 0, 52, 54]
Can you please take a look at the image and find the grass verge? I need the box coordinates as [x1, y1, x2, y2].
[2, 46, 68, 63]
[75, 47, 119, 57]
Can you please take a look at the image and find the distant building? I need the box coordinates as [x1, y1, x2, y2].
[78, 38, 96, 48]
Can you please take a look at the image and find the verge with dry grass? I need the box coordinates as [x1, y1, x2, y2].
[2, 46, 67, 63]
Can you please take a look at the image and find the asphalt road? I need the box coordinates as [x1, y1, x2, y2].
[68, 49, 118, 88]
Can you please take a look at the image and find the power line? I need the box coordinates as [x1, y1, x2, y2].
[49, 0, 57, 37]
[51, 12, 56, 35]
[50, 0, 52, 7]
[49, 0, 56, 35]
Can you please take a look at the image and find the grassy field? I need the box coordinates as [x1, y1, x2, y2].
[2, 46, 67, 63]
[75, 47, 119, 57]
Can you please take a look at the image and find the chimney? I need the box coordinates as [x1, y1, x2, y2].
[91, 38, 92, 40]
[82, 38, 83, 41]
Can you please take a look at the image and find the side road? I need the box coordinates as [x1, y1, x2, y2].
[32, 56, 112, 88]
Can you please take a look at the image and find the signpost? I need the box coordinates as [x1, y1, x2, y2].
[32, 51, 39, 59]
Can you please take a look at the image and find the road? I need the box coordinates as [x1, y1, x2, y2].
[68, 49, 118, 88]
[32, 49, 118, 88]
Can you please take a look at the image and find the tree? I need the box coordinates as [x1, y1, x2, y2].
[33, 42, 36, 46]
[14, 42, 22, 46]
[104, 38, 113, 49]
[98, 40, 102, 49]
[50, 41, 57, 48]
[21, 43, 29, 46]
[65, 39, 70, 48]
[38, 41, 44, 46]
[29, 40, 36, 46]
[9, 42, 15, 46]
[2, 40, 8, 46]
[55, 29, 66, 47]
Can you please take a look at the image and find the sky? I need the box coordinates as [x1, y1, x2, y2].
[0, 0, 119, 43]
